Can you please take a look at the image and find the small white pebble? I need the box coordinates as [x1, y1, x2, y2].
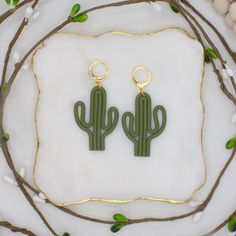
[32, 11, 40, 19]
[231, 112, 236, 123]
[13, 52, 20, 63]
[33, 195, 46, 203]
[188, 200, 202, 208]
[224, 13, 235, 28]
[19, 167, 26, 178]
[24, 7, 34, 19]
[39, 192, 47, 200]
[225, 63, 234, 77]
[3, 175, 17, 186]
[149, 2, 162, 11]
[229, 2, 236, 21]
[213, 0, 230, 15]
[22, 63, 30, 70]
[192, 211, 203, 223]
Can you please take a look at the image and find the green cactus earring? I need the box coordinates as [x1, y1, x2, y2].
[74, 60, 119, 151]
[122, 66, 167, 157]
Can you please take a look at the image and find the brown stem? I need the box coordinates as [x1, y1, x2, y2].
[0, 139, 56, 235]
[213, 63, 236, 106]
[203, 210, 236, 236]
[1, 0, 40, 86]
[0, 0, 57, 234]
[230, 76, 236, 94]
[0, 221, 37, 236]
[0, 0, 236, 235]
[171, 0, 236, 106]
[181, 0, 236, 64]
[179, 0, 236, 93]
[6, 18, 71, 91]
[173, 1, 225, 63]
[0, 0, 34, 24]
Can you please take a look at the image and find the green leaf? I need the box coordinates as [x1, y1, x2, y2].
[73, 13, 88, 23]
[1, 82, 8, 95]
[70, 4, 81, 17]
[226, 137, 236, 149]
[13, 0, 20, 6]
[170, 4, 179, 13]
[228, 217, 236, 232]
[113, 213, 128, 223]
[5, 0, 11, 5]
[205, 48, 218, 59]
[63, 233, 70, 236]
[111, 224, 123, 233]
[1, 133, 10, 143]
[204, 53, 211, 64]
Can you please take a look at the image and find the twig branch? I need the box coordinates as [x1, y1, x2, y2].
[0, 1, 56, 234]
[0, 0, 236, 235]
[0, 221, 37, 236]
[0, 0, 34, 24]
[181, 0, 236, 64]
[203, 210, 236, 236]
[1, 0, 40, 86]
[172, 0, 236, 106]
[0, 139, 56, 235]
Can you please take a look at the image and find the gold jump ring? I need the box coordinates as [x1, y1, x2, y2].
[132, 66, 152, 94]
[89, 60, 110, 86]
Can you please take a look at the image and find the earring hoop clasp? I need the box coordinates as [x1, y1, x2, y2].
[89, 60, 110, 87]
[132, 66, 152, 95]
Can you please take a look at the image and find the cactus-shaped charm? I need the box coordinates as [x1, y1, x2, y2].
[122, 93, 166, 156]
[74, 87, 118, 150]
[74, 60, 119, 151]
[122, 66, 167, 157]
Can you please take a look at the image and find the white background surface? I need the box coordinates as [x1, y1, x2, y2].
[0, 0, 236, 236]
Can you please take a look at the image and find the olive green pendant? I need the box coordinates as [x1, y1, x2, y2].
[122, 92, 166, 156]
[74, 60, 119, 151]
[122, 66, 167, 157]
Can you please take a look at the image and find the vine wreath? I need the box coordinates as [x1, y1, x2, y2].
[0, 0, 236, 235]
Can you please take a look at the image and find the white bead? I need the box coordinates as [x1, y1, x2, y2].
[192, 212, 203, 223]
[33, 195, 46, 203]
[39, 192, 47, 200]
[150, 2, 162, 11]
[19, 167, 26, 178]
[213, 0, 230, 15]
[188, 200, 202, 208]
[3, 175, 17, 186]
[229, 2, 236, 21]
[224, 13, 235, 28]
[32, 11, 40, 19]
[13, 52, 20, 63]
[225, 63, 234, 77]
[24, 7, 34, 19]
[231, 112, 236, 123]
